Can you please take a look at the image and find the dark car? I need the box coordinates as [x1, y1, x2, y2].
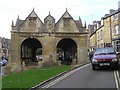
[0, 59, 8, 66]
[92, 47, 118, 70]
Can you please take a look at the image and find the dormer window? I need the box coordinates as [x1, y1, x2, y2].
[63, 18, 71, 26]
[29, 17, 36, 26]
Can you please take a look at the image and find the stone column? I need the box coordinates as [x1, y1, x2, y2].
[42, 35, 56, 66]
[7, 33, 22, 73]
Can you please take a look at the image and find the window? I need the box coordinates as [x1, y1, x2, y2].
[114, 40, 120, 53]
[100, 30, 103, 40]
[63, 18, 70, 26]
[101, 19, 103, 26]
[114, 25, 119, 34]
[29, 17, 36, 26]
[114, 14, 119, 20]
[97, 32, 99, 41]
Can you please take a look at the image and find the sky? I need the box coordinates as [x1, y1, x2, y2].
[0, 0, 120, 39]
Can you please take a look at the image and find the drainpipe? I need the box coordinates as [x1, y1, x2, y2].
[110, 17, 112, 46]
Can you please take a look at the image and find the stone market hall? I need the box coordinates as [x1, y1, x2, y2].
[9, 9, 88, 72]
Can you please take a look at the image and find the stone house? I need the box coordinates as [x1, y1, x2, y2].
[0, 37, 10, 60]
[9, 9, 88, 72]
[89, 2, 120, 54]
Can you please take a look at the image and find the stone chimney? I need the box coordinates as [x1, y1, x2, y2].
[118, 1, 120, 9]
[109, 9, 115, 14]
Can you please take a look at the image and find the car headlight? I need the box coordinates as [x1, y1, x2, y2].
[112, 58, 117, 61]
[92, 58, 98, 62]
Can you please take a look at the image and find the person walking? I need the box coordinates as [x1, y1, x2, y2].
[65, 51, 71, 65]
[58, 53, 64, 64]
[89, 50, 93, 62]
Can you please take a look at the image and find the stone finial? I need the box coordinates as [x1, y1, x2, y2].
[79, 16, 83, 27]
[33, 7, 34, 11]
[79, 16, 81, 20]
[17, 15, 19, 20]
[12, 20, 14, 27]
[84, 21, 86, 28]
[49, 11, 51, 15]
[66, 8, 68, 12]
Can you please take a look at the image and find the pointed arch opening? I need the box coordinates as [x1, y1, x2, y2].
[21, 38, 42, 66]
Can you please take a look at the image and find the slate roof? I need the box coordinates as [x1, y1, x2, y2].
[103, 8, 120, 19]
[75, 20, 83, 28]
[15, 19, 24, 27]
[13, 9, 87, 33]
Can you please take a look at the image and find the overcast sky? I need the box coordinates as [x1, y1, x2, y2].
[0, 0, 120, 39]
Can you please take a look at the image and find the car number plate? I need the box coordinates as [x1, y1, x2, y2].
[99, 63, 110, 66]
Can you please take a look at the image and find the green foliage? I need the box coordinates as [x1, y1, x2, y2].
[2, 65, 72, 89]
[36, 48, 42, 55]
[0, 78, 2, 90]
[57, 48, 64, 53]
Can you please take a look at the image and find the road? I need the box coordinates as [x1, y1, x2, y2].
[41, 64, 118, 89]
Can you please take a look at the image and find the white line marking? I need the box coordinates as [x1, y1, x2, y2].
[41, 64, 90, 88]
[114, 71, 119, 89]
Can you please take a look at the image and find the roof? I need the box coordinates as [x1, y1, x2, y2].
[15, 19, 24, 27]
[55, 9, 74, 25]
[89, 25, 104, 37]
[29, 11, 38, 17]
[55, 9, 84, 30]
[103, 8, 120, 19]
[13, 8, 87, 33]
[75, 20, 83, 28]
[18, 9, 43, 27]
[44, 11, 55, 21]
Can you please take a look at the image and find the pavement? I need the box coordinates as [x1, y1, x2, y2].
[118, 60, 120, 88]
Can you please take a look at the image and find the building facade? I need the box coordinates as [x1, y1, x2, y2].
[0, 37, 11, 60]
[8, 9, 89, 72]
[89, 2, 120, 54]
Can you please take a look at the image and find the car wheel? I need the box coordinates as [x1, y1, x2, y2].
[92, 64, 96, 70]
[114, 65, 118, 70]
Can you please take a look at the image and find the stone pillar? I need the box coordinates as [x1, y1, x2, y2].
[42, 35, 56, 66]
[21, 61, 26, 71]
[38, 61, 42, 68]
[7, 33, 22, 73]
[77, 36, 89, 64]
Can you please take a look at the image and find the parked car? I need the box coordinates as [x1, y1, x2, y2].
[92, 47, 118, 70]
[36, 55, 42, 61]
[0, 59, 8, 66]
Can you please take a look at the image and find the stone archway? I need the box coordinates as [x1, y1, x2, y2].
[21, 38, 42, 66]
[57, 38, 77, 65]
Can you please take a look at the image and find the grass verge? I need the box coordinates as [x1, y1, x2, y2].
[2, 65, 72, 89]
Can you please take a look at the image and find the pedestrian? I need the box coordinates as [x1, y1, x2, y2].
[89, 50, 93, 62]
[65, 51, 71, 65]
[58, 53, 63, 63]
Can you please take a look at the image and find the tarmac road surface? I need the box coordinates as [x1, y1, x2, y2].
[41, 64, 118, 89]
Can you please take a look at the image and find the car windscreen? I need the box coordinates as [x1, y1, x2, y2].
[94, 47, 115, 55]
